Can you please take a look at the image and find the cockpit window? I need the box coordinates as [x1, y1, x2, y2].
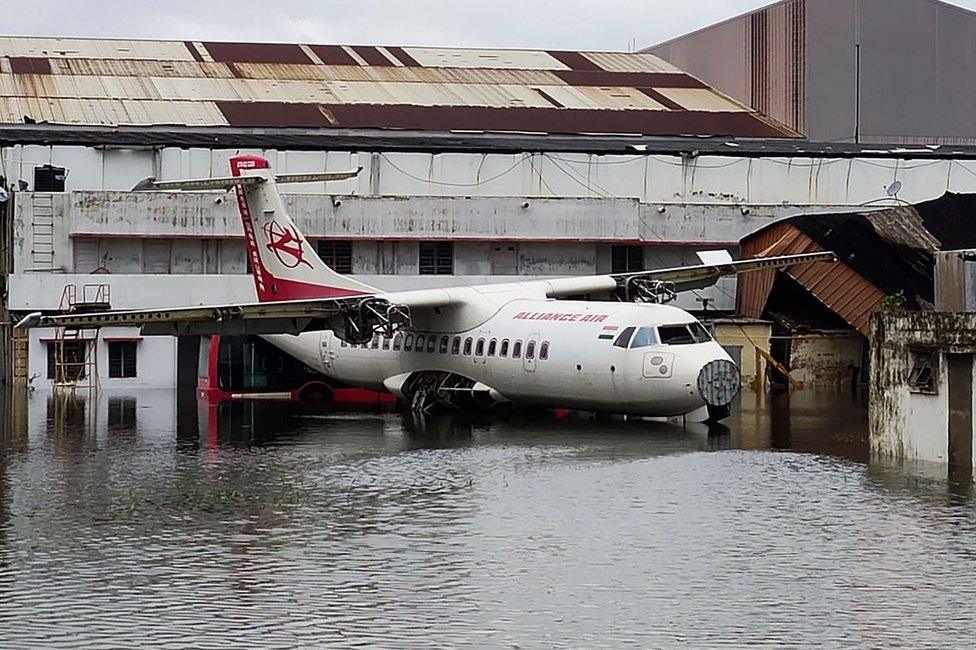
[613, 327, 636, 348]
[630, 326, 658, 349]
[689, 322, 712, 343]
[659, 323, 711, 345]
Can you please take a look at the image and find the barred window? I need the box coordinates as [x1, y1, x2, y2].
[316, 240, 353, 274]
[611, 245, 643, 273]
[419, 242, 454, 275]
[108, 341, 137, 379]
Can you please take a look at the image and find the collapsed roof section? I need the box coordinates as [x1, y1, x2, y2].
[738, 192, 976, 333]
[0, 36, 798, 138]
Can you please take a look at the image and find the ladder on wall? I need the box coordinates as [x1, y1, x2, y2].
[30, 193, 56, 272]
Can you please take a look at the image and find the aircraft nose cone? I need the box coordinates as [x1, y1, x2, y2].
[697, 359, 741, 407]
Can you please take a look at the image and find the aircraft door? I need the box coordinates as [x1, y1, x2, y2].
[523, 332, 540, 373]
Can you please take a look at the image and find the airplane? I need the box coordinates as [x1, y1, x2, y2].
[17, 154, 835, 422]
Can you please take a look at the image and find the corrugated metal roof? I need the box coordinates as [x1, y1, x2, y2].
[739, 192, 976, 333]
[0, 35, 798, 137]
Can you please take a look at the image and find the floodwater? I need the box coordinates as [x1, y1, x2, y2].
[1, 389, 975, 648]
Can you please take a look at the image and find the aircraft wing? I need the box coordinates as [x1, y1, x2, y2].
[15, 288, 458, 338]
[15, 296, 370, 336]
[16, 251, 835, 336]
[543, 251, 837, 298]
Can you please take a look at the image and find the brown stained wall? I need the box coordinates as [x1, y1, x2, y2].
[789, 332, 863, 389]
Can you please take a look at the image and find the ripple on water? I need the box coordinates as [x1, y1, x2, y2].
[0, 394, 974, 647]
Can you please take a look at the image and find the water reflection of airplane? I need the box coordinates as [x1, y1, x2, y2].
[192, 397, 730, 459]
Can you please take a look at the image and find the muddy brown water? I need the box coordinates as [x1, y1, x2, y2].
[1, 389, 974, 648]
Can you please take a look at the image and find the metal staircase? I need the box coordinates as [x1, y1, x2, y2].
[30, 193, 56, 272]
[51, 284, 111, 395]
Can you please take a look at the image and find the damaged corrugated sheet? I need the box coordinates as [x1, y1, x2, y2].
[0, 34, 800, 137]
[739, 192, 976, 334]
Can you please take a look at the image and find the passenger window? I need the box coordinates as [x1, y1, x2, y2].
[526, 340, 536, 359]
[630, 326, 657, 349]
[392, 332, 402, 351]
[488, 339, 497, 356]
[439, 335, 449, 354]
[452, 336, 461, 354]
[500, 339, 510, 357]
[613, 327, 635, 348]
[539, 341, 549, 360]
[463, 337, 473, 355]
[659, 325, 696, 345]
[513, 340, 523, 359]
[404, 333, 414, 351]
[427, 336, 437, 353]
[476, 338, 485, 356]
[415, 334, 425, 351]
[370, 335, 380, 349]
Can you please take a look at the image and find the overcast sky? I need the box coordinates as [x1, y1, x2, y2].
[10, 0, 972, 51]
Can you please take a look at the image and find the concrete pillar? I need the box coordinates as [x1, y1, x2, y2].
[175, 335, 200, 440]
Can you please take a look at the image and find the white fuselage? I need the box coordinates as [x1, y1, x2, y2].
[265, 299, 735, 417]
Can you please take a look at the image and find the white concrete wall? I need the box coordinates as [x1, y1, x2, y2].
[27, 327, 176, 391]
[5, 145, 976, 207]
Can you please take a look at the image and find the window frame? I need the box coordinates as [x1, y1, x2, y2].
[463, 337, 473, 355]
[487, 339, 497, 356]
[512, 340, 523, 359]
[108, 340, 138, 379]
[315, 239, 353, 274]
[475, 338, 485, 356]
[539, 341, 549, 360]
[526, 340, 536, 360]
[418, 241, 454, 275]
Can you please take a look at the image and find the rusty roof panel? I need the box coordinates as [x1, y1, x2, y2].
[213, 101, 800, 137]
[350, 46, 396, 67]
[9, 57, 52, 75]
[0, 36, 799, 137]
[547, 51, 604, 71]
[404, 47, 568, 70]
[308, 45, 359, 67]
[385, 46, 421, 67]
[0, 37, 195, 61]
[574, 86, 668, 111]
[217, 101, 330, 127]
[54, 58, 235, 79]
[655, 87, 749, 112]
[201, 41, 312, 65]
[583, 51, 681, 73]
[553, 70, 707, 88]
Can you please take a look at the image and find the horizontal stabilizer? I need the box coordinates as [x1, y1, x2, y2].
[131, 168, 362, 192]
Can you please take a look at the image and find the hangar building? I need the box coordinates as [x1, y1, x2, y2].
[646, 0, 976, 144]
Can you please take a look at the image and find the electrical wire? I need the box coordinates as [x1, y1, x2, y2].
[379, 153, 528, 188]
